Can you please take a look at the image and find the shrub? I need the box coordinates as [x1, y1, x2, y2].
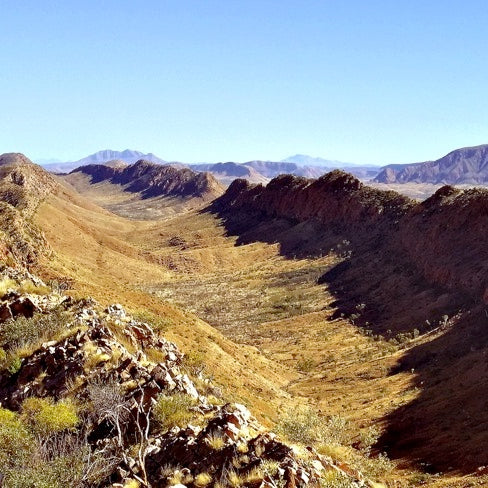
[21, 397, 79, 438]
[132, 310, 171, 334]
[194, 472, 212, 487]
[276, 407, 349, 446]
[0, 308, 69, 351]
[153, 393, 196, 431]
[276, 405, 322, 444]
[0, 407, 35, 468]
[0, 278, 17, 297]
[18, 279, 50, 295]
[205, 432, 226, 450]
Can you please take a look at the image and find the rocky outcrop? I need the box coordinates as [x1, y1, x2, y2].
[374, 144, 488, 184]
[0, 153, 58, 217]
[215, 171, 412, 240]
[0, 269, 379, 487]
[0, 154, 55, 269]
[71, 160, 225, 200]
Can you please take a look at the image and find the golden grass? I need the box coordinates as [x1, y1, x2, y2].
[27, 177, 483, 487]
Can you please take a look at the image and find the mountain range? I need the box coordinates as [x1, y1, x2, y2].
[36, 143, 488, 191]
[40, 149, 168, 173]
[0, 151, 487, 486]
[374, 144, 488, 184]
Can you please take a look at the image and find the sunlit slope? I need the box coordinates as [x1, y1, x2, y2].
[34, 183, 296, 421]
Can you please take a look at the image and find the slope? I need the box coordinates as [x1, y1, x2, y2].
[62, 160, 225, 219]
[209, 171, 488, 474]
[375, 143, 488, 184]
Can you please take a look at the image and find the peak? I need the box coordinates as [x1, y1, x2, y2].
[0, 153, 35, 167]
[316, 169, 363, 191]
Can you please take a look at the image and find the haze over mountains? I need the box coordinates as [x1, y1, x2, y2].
[41, 149, 168, 173]
[38, 143, 488, 189]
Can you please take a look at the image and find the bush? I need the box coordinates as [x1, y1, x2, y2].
[21, 397, 79, 438]
[153, 393, 196, 431]
[276, 407, 349, 446]
[276, 405, 323, 444]
[0, 308, 69, 351]
[0, 407, 35, 468]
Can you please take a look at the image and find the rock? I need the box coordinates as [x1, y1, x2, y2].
[0, 303, 12, 322]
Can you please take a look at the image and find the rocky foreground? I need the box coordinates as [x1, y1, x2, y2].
[0, 266, 379, 488]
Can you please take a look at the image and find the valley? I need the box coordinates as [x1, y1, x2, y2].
[0, 153, 486, 487]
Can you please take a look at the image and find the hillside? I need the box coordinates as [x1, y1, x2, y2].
[211, 172, 488, 472]
[1, 153, 488, 486]
[62, 160, 225, 219]
[375, 144, 488, 184]
[0, 267, 379, 488]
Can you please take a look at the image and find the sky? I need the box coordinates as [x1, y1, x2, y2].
[1, 1, 488, 165]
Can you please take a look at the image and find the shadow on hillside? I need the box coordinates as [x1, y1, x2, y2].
[377, 306, 488, 473]
[205, 205, 488, 473]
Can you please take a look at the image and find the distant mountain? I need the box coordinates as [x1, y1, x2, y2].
[282, 154, 345, 166]
[191, 162, 268, 185]
[243, 160, 327, 179]
[40, 149, 167, 174]
[374, 144, 488, 184]
[191, 160, 380, 185]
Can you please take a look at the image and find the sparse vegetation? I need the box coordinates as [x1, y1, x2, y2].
[153, 393, 196, 431]
[205, 431, 226, 450]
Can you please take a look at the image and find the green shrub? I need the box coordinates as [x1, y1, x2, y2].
[132, 309, 172, 334]
[0, 407, 35, 468]
[276, 407, 349, 446]
[0, 308, 69, 351]
[153, 393, 196, 431]
[276, 405, 322, 444]
[21, 397, 79, 438]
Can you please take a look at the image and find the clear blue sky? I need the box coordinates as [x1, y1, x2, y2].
[1, 0, 488, 165]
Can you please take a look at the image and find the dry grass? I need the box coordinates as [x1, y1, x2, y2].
[27, 176, 484, 487]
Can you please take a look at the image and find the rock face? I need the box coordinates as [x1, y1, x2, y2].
[212, 171, 488, 330]
[374, 144, 488, 184]
[0, 267, 375, 488]
[0, 154, 54, 268]
[215, 170, 412, 240]
[71, 160, 225, 200]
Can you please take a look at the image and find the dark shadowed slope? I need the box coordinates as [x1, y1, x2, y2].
[209, 170, 488, 472]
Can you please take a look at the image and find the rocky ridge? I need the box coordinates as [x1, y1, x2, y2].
[0, 266, 379, 488]
[71, 160, 225, 201]
[0, 153, 55, 269]
[213, 171, 488, 314]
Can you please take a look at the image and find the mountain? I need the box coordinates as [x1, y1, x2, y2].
[374, 144, 488, 184]
[0, 153, 384, 487]
[3, 151, 488, 485]
[69, 159, 224, 200]
[282, 154, 347, 166]
[190, 162, 269, 185]
[40, 149, 167, 174]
